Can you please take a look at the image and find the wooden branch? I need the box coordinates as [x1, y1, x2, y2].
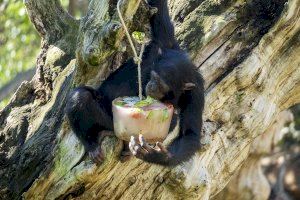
[68, 0, 76, 16]
[24, 0, 78, 41]
[0, 0, 299, 199]
[202, 2, 300, 196]
[22, 0, 300, 199]
[75, 0, 143, 85]
[214, 110, 294, 200]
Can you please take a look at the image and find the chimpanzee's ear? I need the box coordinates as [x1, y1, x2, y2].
[151, 70, 160, 80]
[183, 82, 196, 90]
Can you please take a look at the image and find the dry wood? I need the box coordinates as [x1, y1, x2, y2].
[0, 0, 299, 199]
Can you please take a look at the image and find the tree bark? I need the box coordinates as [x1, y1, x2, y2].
[0, 0, 299, 199]
[68, 0, 89, 17]
[213, 110, 294, 200]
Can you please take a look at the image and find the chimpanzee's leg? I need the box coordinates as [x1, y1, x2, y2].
[66, 86, 113, 163]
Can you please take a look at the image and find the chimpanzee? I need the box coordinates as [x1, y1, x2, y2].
[66, 0, 204, 166]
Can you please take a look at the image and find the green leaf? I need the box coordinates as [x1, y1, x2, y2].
[114, 101, 126, 106]
[162, 108, 169, 122]
[132, 31, 146, 44]
[134, 96, 155, 107]
[136, 108, 143, 113]
[146, 110, 154, 119]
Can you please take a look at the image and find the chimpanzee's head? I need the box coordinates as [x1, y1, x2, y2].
[146, 70, 195, 102]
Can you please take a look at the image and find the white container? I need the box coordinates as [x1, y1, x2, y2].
[112, 97, 174, 143]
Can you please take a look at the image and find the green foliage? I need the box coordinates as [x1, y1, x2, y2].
[60, 0, 69, 8]
[132, 31, 146, 44]
[134, 96, 155, 107]
[0, 0, 41, 109]
[0, 98, 10, 110]
[161, 108, 169, 122]
[0, 0, 40, 88]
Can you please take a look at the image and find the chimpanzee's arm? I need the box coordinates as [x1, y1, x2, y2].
[148, 0, 179, 49]
[130, 83, 205, 166]
[164, 89, 204, 166]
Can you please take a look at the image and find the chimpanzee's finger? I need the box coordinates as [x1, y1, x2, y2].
[129, 136, 137, 155]
[156, 142, 168, 153]
[134, 145, 148, 159]
[139, 134, 154, 153]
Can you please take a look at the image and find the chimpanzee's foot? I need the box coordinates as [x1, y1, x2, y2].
[120, 141, 132, 162]
[89, 147, 105, 164]
[120, 150, 132, 162]
[88, 130, 114, 164]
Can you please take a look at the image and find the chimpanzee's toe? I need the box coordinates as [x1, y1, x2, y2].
[120, 150, 132, 162]
[89, 147, 104, 164]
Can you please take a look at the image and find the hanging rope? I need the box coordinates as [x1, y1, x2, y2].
[117, 0, 144, 100]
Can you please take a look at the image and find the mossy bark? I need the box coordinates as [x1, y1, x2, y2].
[213, 110, 294, 200]
[0, 0, 299, 199]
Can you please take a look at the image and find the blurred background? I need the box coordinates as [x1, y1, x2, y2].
[0, 0, 299, 199]
[0, 0, 88, 108]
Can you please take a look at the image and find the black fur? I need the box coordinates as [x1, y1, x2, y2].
[66, 0, 204, 166]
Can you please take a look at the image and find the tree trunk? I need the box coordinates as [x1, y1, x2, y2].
[213, 110, 294, 200]
[0, 0, 299, 199]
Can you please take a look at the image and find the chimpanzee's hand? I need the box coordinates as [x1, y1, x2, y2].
[129, 134, 171, 164]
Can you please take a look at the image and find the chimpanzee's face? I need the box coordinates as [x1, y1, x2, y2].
[146, 70, 197, 102]
[146, 71, 170, 100]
